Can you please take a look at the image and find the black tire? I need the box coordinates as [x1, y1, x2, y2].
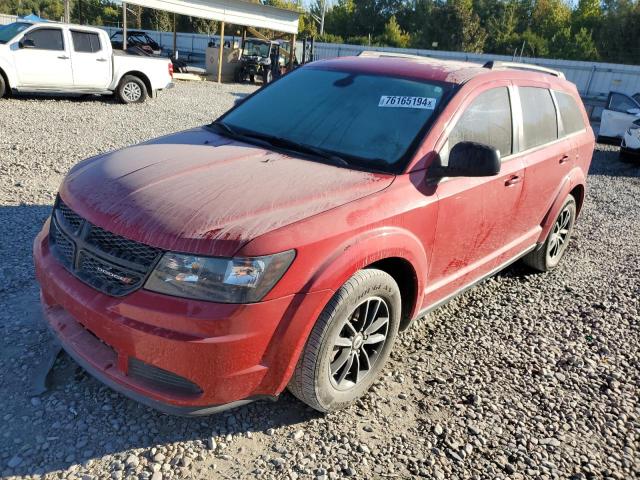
[523, 195, 577, 272]
[263, 69, 273, 84]
[0, 73, 6, 98]
[288, 269, 401, 412]
[117, 75, 147, 104]
[249, 74, 255, 84]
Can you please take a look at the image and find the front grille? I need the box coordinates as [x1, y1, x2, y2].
[49, 198, 163, 297]
[49, 220, 75, 268]
[128, 358, 202, 397]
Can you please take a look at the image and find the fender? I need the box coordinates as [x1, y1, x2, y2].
[0, 57, 17, 90]
[538, 166, 586, 243]
[259, 226, 428, 395]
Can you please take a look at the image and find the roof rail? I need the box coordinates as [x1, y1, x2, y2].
[483, 61, 565, 79]
[358, 50, 427, 60]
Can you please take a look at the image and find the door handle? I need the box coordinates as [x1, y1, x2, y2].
[559, 155, 570, 164]
[96, 58, 107, 62]
[505, 175, 522, 186]
[57, 55, 69, 60]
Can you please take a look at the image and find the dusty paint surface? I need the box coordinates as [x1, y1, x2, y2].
[61, 127, 394, 257]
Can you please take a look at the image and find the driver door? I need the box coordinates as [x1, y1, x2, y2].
[599, 92, 640, 141]
[13, 26, 73, 88]
[425, 84, 527, 305]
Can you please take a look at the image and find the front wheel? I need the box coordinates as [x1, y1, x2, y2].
[288, 269, 401, 412]
[523, 195, 576, 272]
[117, 75, 147, 104]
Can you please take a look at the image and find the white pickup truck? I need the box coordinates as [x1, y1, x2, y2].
[0, 21, 173, 103]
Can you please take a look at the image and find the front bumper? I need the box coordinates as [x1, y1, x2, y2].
[34, 219, 330, 415]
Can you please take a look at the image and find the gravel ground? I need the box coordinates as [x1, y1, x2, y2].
[0, 82, 639, 480]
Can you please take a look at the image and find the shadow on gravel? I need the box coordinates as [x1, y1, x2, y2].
[6, 92, 119, 104]
[0, 205, 321, 478]
[590, 148, 640, 178]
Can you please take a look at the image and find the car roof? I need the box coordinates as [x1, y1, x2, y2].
[309, 55, 568, 87]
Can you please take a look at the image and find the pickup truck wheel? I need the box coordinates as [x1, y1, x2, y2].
[117, 75, 147, 104]
[523, 195, 576, 272]
[288, 269, 401, 412]
[0, 74, 6, 98]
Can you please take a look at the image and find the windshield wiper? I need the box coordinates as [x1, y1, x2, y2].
[238, 131, 351, 167]
[209, 122, 352, 168]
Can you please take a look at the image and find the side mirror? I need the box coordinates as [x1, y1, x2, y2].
[439, 141, 501, 177]
[20, 38, 35, 49]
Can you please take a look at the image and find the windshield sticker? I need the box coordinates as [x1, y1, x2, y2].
[378, 96, 436, 109]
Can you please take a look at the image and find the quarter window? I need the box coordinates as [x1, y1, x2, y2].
[519, 87, 558, 150]
[445, 87, 512, 162]
[23, 28, 64, 51]
[555, 91, 585, 135]
[71, 31, 101, 53]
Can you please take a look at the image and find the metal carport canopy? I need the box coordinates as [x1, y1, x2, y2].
[123, 0, 300, 33]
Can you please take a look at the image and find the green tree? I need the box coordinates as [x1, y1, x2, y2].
[376, 15, 409, 47]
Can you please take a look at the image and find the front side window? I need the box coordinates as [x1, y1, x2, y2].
[219, 67, 449, 173]
[23, 28, 64, 51]
[608, 93, 639, 113]
[519, 87, 558, 151]
[555, 91, 585, 135]
[444, 87, 512, 163]
[71, 31, 101, 53]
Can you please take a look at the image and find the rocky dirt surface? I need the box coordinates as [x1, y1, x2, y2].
[0, 82, 638, 480]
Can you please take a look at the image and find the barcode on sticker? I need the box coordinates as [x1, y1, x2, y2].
[378, 96, 436, 109]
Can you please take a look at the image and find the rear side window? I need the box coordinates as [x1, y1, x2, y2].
[23, 28, 64, 51]
[446, 87, 512, 160]
[71, 31, 101, 53]
[519, 87, 557, 150]
[555, 91, 585, 135]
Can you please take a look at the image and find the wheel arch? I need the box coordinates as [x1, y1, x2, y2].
[0, 65, 11, 95]
[120, 71, 152, 96]
[538, 168, 586, 243]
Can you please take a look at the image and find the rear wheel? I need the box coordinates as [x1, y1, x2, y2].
[117, 75, 147, 104]
[288, 269, 401, 412]
[263, 69, 273, 84]
[523, 195, 576, 272]
[0, 74, 6, 98]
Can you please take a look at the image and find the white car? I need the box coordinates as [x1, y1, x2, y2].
[0, 21, 173, 103]
[621, 118, 640, 161]
[598, 91, 640, 144]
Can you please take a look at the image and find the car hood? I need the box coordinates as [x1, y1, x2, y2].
[60, 127, 394, 257]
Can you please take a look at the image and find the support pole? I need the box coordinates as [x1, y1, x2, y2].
[122, 2, 127, 51]
[217, 21, 225, 83]
[63, 0, 70, 23]
[288, 33, 296, 71]
[172, 13, 177, 58]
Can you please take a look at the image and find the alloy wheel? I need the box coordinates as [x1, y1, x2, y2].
[548, 206, 572, 260]
[123, 82, 142, 102]
[329, 296, 390, 391]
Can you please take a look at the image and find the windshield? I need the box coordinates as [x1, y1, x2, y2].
[243, 40, 270, 57]
[219, 67, 449, 173]
[0, 22, 32, 44]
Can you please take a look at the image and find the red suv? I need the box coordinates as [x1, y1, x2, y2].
[34, 56, 594, 415]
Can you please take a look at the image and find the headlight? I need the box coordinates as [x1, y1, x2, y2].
[144, 250, 295, 303]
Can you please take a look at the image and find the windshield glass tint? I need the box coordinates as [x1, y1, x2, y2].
[243, 40, 269, 57]
[221, 68, 447, 172]
[0, 22, 32, 44]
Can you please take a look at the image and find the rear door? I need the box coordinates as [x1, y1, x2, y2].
[13, 26, 73, 87]
[599, 92, 640, 140]
[70, 29, 111, 89]
[425, 83, 528, 304]
[514, 84, 573, 241]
